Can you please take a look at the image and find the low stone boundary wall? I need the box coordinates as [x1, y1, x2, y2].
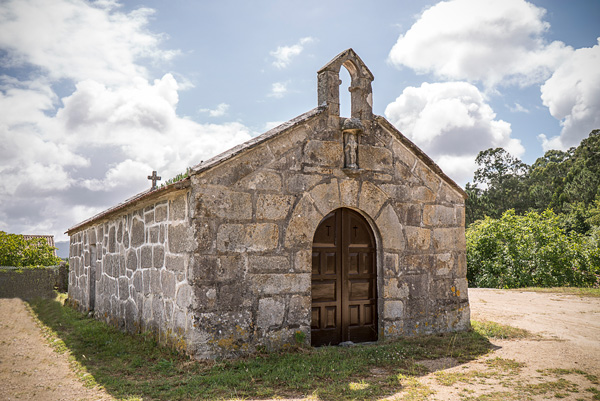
[0, 263, 68, 299]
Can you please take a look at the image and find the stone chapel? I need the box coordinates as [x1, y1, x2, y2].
[67, 49, 470, 358]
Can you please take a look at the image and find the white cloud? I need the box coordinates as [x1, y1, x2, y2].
[0, 0, 252, 240]
[269, 81, 288, 98]
[199, 103, 230, 117]
[0, 0, 178, 85]
[385, 82, 523, 185]
[388, 0, 571, 88]
[539, 39, 600, 150]
[508, 103, 530, 113]
[270, 37, 314, 69]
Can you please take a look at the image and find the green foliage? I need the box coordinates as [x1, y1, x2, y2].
[466, 130, 600, 229]
[466, 210, 599, 288]
[0, 231, 61, 267]
[159, 167, 191, 188]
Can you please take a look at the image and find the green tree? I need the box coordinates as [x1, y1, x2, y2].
[467, 148, 530, 222]
[563, 129, 600, 206]
[467, 210, 599, 288]
[0, 231, 61, 267]
[528, 149, 572, 213]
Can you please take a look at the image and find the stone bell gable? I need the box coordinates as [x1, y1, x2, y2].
[67, 49, 470, 359]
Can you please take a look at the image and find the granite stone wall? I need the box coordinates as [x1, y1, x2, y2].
[68, 189, 195, 350]
[186, 111, 470, 358]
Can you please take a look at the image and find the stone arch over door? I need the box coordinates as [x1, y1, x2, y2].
[311, 207, 378, 346]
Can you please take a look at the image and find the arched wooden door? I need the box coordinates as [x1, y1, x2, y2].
[311, 208, 378, 346]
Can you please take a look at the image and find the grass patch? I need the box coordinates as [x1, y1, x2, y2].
[508, 287, 600, 298]
[27, 295, 493, 401]
[471, 320, 532, 339]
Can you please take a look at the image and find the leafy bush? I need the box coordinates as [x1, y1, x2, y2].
[467, 210, 599, 288]
[0, 231, 62, 267]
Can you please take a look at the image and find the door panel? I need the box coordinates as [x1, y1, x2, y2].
[311, 208, 377, 346]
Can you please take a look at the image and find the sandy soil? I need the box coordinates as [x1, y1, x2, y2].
[416, 289, 600, 401]
[0, 298, 114, 401]
[0, 289, 598, 400]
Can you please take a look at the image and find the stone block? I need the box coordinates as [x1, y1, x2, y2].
[376, 205, 405, 251]
[169, 194, 187, 221]
[383, 252, 399, 277]
[384, 278, 409, 299]
[432, 228, 465, 251]
[256, 194, 294, 220]
[309, 180, 341, 215]
[217, 283, 249, 310]
[196, 187, 252, 220]
[383, 300, 404, 320]
[161, 270, 176, 298]
[118, 277, 129, 300]
[149, 226, 159, 243]
[404, 226, 431, 251]
[144, 208, 154, 224]
[406, 274, 429, 298]
[391, 140, 416, 169]
[303, 140, 343, 167]
[395, 203, 421, 226]
[150, 269, 161, 294]
[294, 249, 312, 273]
[250, 273, 309, 295]
[216, 223, 279, 252]
[155, 203, 167, 222]
[153, 245, 165, 268]
[257, 297, 285, 329]
[176, 284, 192, 309]
[413, 162, 441, 190]
[117, 221, 123, 244]
[288, 295, 310, 325]
[437, 182, 465, 204]
[359, 144, 393, 172]
[249, 255, 290, 273]
[126, 249, 137, 271]
[140, 246, 152, 269]
[285, 174, 322, 193]
[131, 218, 145, 248]
[235, 170, 282, 191]
[166, 254, 185, 275]
[423, 205, 456, 227]
[339, 179, 359, 207]
[133, 271, 142, 293]
[168, 223, 194, 253]
[142, 269, 150, 295]
[284, 195, 323, 247]
[190, 255, 217, 283]
[434, 253, 454, 276]
[359, 181, 389, 219]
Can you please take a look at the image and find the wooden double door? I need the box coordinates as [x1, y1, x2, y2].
[311, 208, 378, 346]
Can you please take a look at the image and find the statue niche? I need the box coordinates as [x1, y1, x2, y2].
[342, 118, 364, 169]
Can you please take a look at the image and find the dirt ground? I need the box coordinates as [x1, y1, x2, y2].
[0, 298, 114, 401]
[0, 289, 598, 400]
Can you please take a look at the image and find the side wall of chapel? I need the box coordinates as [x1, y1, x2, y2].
[68, 189, 197, 351]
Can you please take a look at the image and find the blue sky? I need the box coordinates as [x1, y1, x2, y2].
[0, 0, 599, 241]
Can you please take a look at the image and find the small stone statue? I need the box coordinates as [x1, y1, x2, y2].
[344, 132, 358, 169]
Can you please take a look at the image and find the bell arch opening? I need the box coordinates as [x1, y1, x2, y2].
[310, 208, 378, 346]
